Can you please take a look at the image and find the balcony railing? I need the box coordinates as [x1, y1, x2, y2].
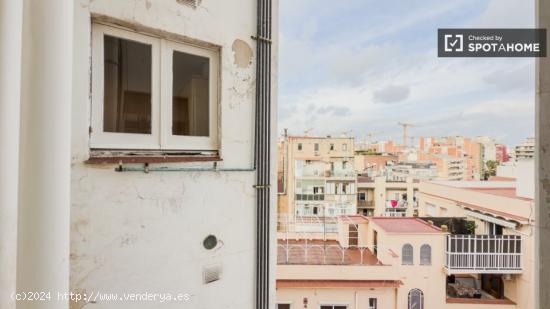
[357, 200, 374, 207]
[445, 235, 522, 274]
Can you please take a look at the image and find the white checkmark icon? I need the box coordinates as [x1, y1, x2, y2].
[449, 39, 459, 47]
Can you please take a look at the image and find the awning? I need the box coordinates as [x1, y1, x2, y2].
[464, 210, 517, 229]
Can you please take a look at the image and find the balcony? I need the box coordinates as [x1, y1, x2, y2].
[445, 235, 522, 274]
[357, 200, 374, 208]
[325, 170, 356, 178]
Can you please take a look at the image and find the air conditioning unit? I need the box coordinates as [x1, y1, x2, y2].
[503, 274, 513, 281]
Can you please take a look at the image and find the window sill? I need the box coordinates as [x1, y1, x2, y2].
[85, 150, 221, 164]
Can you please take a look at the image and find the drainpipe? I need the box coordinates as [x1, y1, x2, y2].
[17, 1, 73, 308]
[0, 1, 23, 308]
[253, 0, 273, 308]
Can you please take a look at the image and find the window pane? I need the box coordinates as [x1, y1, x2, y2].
[277, 305, 290, 309]
[172, 50, 210, 136]
[103, 35, 152, 134]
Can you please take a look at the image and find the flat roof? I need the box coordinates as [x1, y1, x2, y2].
[428, 180, 516, 188]
[277, 239, 381, 265]
[339, 215, 369, 224]
[370, 217, 443, 234]
[428, 180, 532, 201]
[277, 279, 402, 289]
[467, 187, 532, 201]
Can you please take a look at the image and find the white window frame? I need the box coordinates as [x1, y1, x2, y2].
[161, 39, 219, 150]
[91, 23, 219, 150]
[402, 243, 414, 265]
[368, 298, 378, 309]
[420, 244, 431, 265]
[91, 24, 161, 149]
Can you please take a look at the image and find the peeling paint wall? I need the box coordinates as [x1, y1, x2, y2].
[70, 1, 277, 308]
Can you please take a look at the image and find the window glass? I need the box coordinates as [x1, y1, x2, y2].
[103, 35, 152, 134]
[277, 305, 290, 309]
[408, 289, 424, 309]
[369, 298, 378, 309]
[420, 244, 432, 265]
[172, 50, 210, 136]
[402, 243, 414, 265]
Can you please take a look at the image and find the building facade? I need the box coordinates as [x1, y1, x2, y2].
[279, 136, 357, 220]
[0, 1, 277, 308]
[514, 138, 535, 160]
[417, 178, 535, 309]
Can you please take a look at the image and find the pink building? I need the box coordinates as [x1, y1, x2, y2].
[496, 144, 509, 163]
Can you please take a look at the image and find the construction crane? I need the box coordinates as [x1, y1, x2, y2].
[398, 122, 417, 147]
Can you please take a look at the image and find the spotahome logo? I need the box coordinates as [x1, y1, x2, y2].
[438, 29, 546, 57]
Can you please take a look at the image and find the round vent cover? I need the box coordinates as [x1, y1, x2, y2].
[203, 235, 218, 250]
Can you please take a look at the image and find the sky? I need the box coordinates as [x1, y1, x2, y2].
[278, 0, 536, 146]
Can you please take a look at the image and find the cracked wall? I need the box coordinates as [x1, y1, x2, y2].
[70, 1, 278, 308]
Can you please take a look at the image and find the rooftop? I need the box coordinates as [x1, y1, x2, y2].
[370, 217, 443, 234]
[277, 279, 402, 289]
[429, 180, 532, 201]
[339, 215, 369, 224]
[467, 187, 533, 201]
[277, 239, 381, 265]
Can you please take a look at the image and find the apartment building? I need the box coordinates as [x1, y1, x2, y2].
[425, 154, 466, 181]
[419, 136, 483, 181]
[514, 138, 535, 160]
[476, 136, 498, 162]
[277, 164, 535, 309]
[417, 173, 535, 309]
[382, 161, 438, 182]
[354, 153, 398, 176]
[495, 144, 509, 163]
[276, 216, 448, 309]
[279, 136, 357, 220]
[357, 176, 419, 217]
[0, 1, 276, 308]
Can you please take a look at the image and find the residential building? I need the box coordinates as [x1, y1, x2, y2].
[354, 153, 398, 176]
[0, 1, 277, 308]
[476, 136, 498, 162]
[357, 176, 419, 217]
[514, 138, 535, 160]
[495, 144, 509, 163]
[279, 136, 357, 221]
[277, 160, 535, 309]
[423, 154, 465, 181]
[276, 216, 448, 309]
[382, 161, 438, 182]
[417, 163, 535, 309]
[418, 136, 482, 181]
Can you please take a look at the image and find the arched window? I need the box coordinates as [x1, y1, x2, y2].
[402, 244, 413, 265]
[420, 244, 431, 265]
[408, 289, 424, 309]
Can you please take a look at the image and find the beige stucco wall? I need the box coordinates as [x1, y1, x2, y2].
[277, 287, 396, 309]
[417, 182, 535, 309]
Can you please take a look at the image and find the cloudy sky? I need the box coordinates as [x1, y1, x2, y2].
[278, 0, 535, 146]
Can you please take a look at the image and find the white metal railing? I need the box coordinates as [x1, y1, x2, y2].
[445, 235, 522, 273]
[277, 242, 376, 265]
[382, 212, 406, 217]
